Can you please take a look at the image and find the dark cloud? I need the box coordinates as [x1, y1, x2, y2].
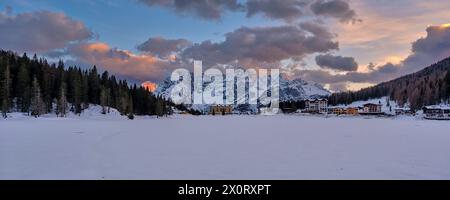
[138, 0, 244, 20]
[246, 0, 309, 22]
[315, 54, 358, 71]
[138, 0, 358, 22]
[0, 10, 93, 53]
[182, 22, 338, 67]
[137, 37, 191, 57]
[310, 0, 359, 23]
[295, 63, 400, 84]
[403, 25, 450, 72]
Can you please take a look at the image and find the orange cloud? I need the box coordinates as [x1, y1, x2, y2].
[141, 81, 158, 92]
[67, 42, 181, 81]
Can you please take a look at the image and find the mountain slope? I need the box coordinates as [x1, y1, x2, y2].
[329, 56, 450, 110]
[155, 74, 330, 103]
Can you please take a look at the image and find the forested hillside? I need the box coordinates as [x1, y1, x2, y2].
[329, 56, 450, 110]
[0, 50, 171, 118]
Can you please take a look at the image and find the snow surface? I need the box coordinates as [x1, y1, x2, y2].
[1, 114, 450, 180]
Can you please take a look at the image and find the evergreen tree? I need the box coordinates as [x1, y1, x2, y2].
[155, 97, 164, 117]
[1, 63, 11, 118]
[100, 86, 110, 114]
[56, 82, 68, 117]
[127, 96, 134, 120]
[30, 76, 45, 117]
[70, 69, 82, 114]
[0, 50, 172, 117]
[446, 72, 450, 99]
[88, 66, 101, 104]
[16, 63, 31, 112]
[81, 70, 89, 109]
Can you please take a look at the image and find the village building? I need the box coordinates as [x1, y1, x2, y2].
[345, 107, 359, 115]
[329, 107, 345, 115]
[394, 108, 414, 115]
[360, 103, 383, 115]
[305, 98, 328, 114]
[209, 105, 233, 115]
[422, 105, 450, 120]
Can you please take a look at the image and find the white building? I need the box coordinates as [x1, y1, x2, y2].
[423, 105, 450, 120]
[305, 98, 328, 113]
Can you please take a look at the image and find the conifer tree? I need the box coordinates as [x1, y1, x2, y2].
[30, 76, 45, 117]
[446, 72, 450, 100]
[88, 66, 101, 104]
[16, 63, 31, 112]
[71, 69, 82, 114]
[0, 50, 172, 117]
[127, 96, 134, 119]
[57, 82, 68, 117]
[1, 63, 11, 118]
[100, 86, 110, 114]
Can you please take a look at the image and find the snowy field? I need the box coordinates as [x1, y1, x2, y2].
[1, 113, 450, 180]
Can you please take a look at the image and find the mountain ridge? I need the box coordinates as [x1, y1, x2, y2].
[329, 56, 450, 110]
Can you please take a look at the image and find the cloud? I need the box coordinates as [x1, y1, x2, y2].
[62, 42, 181, 82]
[0, 10, 93, 53]
[295, 23, 450, 90]
[137, 0, 244, 20]
[295, 62, 400, 84]
[137, 0, 358, 22]
[136, 37, 191, 58]
[315, 54, 358, 71]
[141, 81, 158, 92]
[404, 24, 450, 72]
[181, 22, 338, 67]
[328, 82, 349, 92]
[246, 0, 309, 22]
[310, 0, 359, 23]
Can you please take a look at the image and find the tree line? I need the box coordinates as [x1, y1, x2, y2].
[0, 50, 172, 118]
[329, 56, 450, 111]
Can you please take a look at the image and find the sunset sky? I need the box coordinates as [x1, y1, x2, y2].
[1, 0, 450, 91]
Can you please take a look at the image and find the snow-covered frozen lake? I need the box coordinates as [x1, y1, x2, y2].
[1, 114, 450, 180]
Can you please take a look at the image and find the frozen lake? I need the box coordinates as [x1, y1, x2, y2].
[1, 114, 450, 179]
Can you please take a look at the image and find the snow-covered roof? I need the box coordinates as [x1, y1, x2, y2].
[424, 105, 450, 110]
[394, 107, 411, 111]
[363, 103, 382, 106]
[306, 98, 328, 102]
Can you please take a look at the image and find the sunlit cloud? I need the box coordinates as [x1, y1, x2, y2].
[63, 42, 181, 82]
[141, 81, 158, 92]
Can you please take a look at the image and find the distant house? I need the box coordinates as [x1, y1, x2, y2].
[345, 107, 359, 115]
[423, 105, 450, 120]
[361, 103, 383, 115]
[305, 98, 328, 113]
[281, 107, 298, 114]
[329, 107, 345, 115]
[209, 105, 233, 115]
[394, 108, 414, 115]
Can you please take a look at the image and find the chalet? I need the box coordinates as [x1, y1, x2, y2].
[360, 103, 383, 115]
[422, 105, 450, 120]
[345, 107, 359, 115]
[394, 108, 414, 115]
[305, 98, 328, 114]
[209, 105, 233, 115]
[329, 107, 345, 115]
[281, 107, 298, 114]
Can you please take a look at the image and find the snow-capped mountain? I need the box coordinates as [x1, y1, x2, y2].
[155, 74, 330, 103]
[279, 78, 330, 101]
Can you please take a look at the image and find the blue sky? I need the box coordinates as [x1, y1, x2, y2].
[1, 0, 450, 91]
[1, 0, 278, 51]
